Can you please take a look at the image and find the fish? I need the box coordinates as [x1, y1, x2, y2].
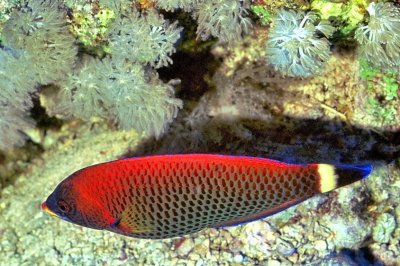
[41, 154, 372, 239]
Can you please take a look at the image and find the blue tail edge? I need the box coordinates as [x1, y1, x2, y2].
[334, 164, 373, 188]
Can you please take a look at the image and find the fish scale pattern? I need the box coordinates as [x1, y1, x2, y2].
[90, 155, 318, 239]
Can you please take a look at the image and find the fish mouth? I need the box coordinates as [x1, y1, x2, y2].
[41, 201, 58, 218]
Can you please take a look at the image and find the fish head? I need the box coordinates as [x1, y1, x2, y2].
[42, 173, 112, 230]
[42, 178, 88, 227]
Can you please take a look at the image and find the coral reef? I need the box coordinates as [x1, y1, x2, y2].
[0, 106, 34, 150]
[0, 0, 185, 149]
[69, 4, 115, 50]
[0, 0, 400, 265]
[0, 0, 256, 150]
[154, 0, 252, 43]
[356, 59, 400, 129]
[372, 213, 396, 244]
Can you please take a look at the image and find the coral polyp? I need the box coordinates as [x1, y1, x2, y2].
[108, 9, 183, 68]
[355, 2, 400, 68]
[2, 0, 77, 84]
[58, 57, 182, 138]
[266, 9, 335, 77]
[193, 0, 252, 43]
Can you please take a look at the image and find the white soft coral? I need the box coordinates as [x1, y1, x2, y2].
[266, 9, 335, 77]
[355, 2, 400, 68]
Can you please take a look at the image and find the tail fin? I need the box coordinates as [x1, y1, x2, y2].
[317, 164, 372, 193]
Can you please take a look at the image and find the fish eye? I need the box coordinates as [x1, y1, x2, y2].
[57, 200, 71, 214]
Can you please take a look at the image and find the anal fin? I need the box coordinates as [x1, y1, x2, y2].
[212, 196, 310, 228]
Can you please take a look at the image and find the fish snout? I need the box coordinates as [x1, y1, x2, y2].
[41, 201, 58, 218]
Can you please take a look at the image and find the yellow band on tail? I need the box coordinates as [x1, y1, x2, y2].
[317, 164, 338, 193]
[317, 163, 372, 193]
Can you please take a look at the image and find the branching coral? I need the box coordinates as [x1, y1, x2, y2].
[193, 0, 252, 43]
[266, 9, 335, 78]
[2, 0, 77, 84]
[108, 9, 182, 68]
[58, 57, 182, 138]
[355, 2, 400, 68]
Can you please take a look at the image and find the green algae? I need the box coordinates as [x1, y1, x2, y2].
[358, 60, 400, 128]
[250, 5, 273, 25]
[70, 5, 115, 53]
[311, 0, 368, 36]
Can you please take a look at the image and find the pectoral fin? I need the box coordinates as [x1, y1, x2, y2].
[109, 204, 154, 234]
[109, 217, 136, 234]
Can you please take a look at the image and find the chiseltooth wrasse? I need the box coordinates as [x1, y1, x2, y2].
[41, 154, 372, 239]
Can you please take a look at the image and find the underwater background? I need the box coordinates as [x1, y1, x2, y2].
[0, 0, 399, 265]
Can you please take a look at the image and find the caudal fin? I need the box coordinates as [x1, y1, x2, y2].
[317, 164, 372, 193]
